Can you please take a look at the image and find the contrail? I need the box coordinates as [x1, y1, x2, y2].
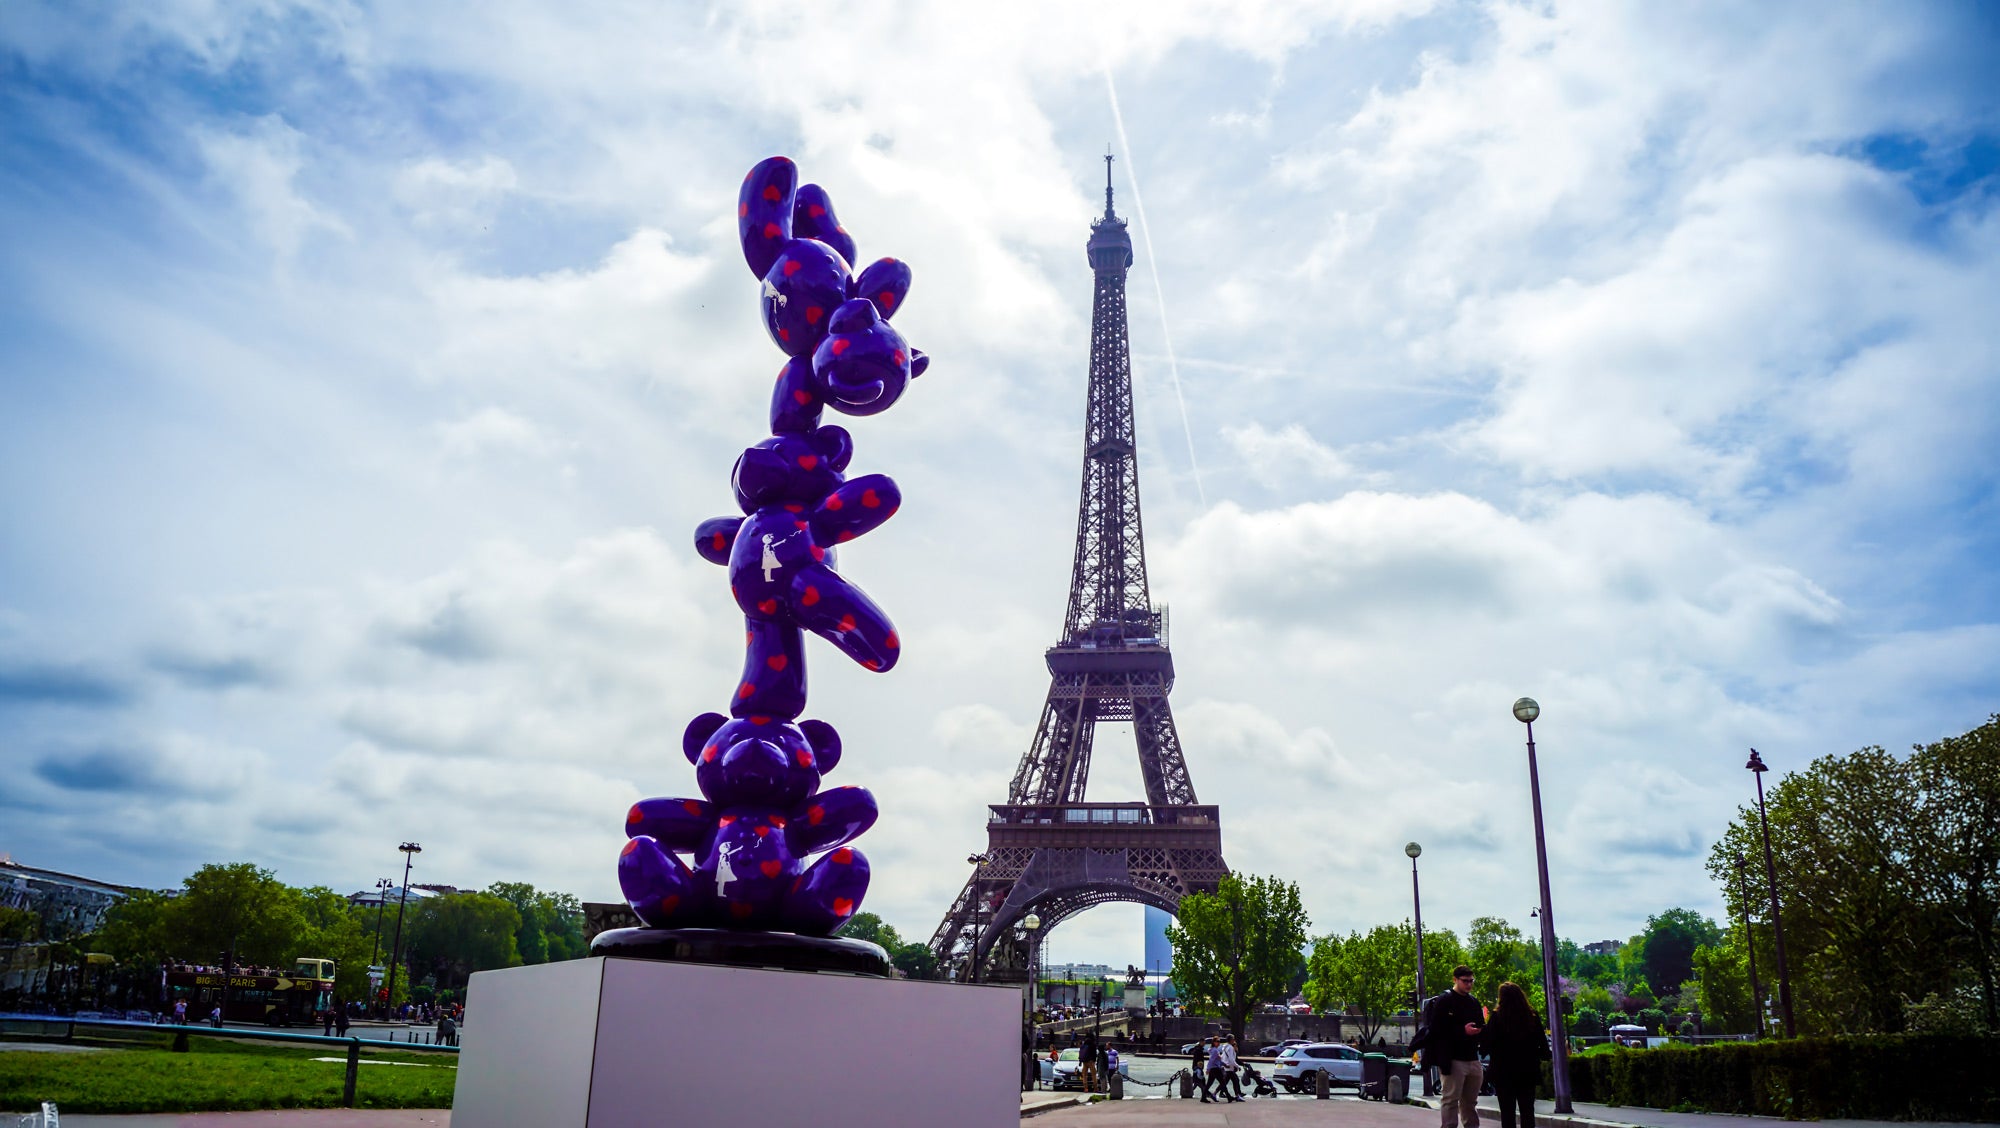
[1105, 69, 1207, 507]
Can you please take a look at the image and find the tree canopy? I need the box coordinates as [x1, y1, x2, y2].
[1167, 873, 1310, 1044]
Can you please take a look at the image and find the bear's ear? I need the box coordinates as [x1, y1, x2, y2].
[799, 718, 842, 774]
[854, 257, 912, 320]
[683, 712, 729, 764]
[811, 425, 854, 472]
[792, 184, 857, 270]
[909, 348, 929, 379]
[739, 157, 796, 279]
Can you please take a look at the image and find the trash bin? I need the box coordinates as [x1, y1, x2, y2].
[1361, 1052, 1388, 1099]
[1385, 1058, 1413, 1103]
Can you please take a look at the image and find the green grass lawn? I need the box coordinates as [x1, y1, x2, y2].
[0, 1030, 456, 1114]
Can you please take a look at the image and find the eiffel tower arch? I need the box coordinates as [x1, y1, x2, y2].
[927, 155, 1229, 984]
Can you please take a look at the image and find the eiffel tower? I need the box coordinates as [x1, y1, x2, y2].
[926, 153, 1228, 982]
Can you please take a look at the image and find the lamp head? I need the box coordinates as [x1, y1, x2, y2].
[1024, 913, 1041, 931]
[399, 841, 422, 855]
[1512, 697, 1540, 724]
[1746, 749, 1767, 773]
[1404, 842, 1422, 859]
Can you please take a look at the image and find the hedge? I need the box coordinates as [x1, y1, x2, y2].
[1547, 1035, 2000, 1121]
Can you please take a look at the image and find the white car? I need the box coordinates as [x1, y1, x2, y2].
[1273, 1042, 1364, 1092]
[1039, 1047, 1132, 1090]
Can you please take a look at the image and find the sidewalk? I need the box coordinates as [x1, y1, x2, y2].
[1406, 1093, 1963, 1128]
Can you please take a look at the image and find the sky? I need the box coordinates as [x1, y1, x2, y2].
[2, 1, 1997, 972]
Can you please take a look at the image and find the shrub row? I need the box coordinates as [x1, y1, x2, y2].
[1547, 1035, 2000, 1121]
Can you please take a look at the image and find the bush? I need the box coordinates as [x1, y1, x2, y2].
[1637, 1008, 1667, 1033]
[1552, 1035, 2000, 1121]
[1573, 1007, 1605, 1036]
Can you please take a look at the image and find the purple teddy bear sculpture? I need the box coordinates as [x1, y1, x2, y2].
[617, 156, 928, 935]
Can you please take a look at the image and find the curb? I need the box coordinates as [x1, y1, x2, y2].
[1406, 1096, 1647, 1128]
[1022, 1094, 1090, 1118]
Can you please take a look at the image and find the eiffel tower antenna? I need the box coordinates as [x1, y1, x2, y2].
[926, 154, 1228, 984]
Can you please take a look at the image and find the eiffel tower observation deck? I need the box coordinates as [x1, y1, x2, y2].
[927, 154, 1229, 983]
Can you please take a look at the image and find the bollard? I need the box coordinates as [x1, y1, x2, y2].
[1315, 1068, 1330, 1099]
[1109, 1070, 1124, 1100]
[343, 1038, 361, 1107]
[1178, 1069, 1193, 1099]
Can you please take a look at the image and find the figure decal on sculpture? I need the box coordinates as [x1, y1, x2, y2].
[615, 156, 927, 936]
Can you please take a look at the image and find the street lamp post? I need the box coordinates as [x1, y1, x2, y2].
[1407, 840, 1435, 1098]
[1732, 854, 1766, 1038]
[1513, 697, 1573, 1114]
[1745, 750, 1796, 1037]
[382, 842, 421, 1020]
[1023, 912, 1042, 1024]
[368, 878, 393, 968]
[967, 853, 989, 984]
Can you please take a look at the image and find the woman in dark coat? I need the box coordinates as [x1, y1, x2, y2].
[1481, 982, 1552, 1128]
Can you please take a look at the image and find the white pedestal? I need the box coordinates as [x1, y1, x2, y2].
[453, 956, 1022, 1128]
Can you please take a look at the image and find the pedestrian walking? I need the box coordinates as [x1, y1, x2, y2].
[1190, 1036, 1213, 1101]
[1219, 1035, 1244, 1100]
[209, 1005, 223, 1028]
[1418, 965, 1487, 1128]
[172, 999, 187, 1025]
[335, 1006, 351, 1036]
[1206, 1036, 1239, 1103]
[1481, 983, 1550, 1128]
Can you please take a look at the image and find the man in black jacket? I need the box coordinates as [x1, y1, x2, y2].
[1421, 966, 1487, 1128]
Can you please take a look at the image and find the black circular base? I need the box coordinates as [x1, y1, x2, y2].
[589, 927, 892, 977]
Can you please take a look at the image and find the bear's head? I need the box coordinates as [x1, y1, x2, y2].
[682, 712, 842, 811]
[730, 427, 854, 513]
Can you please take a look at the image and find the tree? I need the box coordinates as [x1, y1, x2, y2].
[1907, 715, 2000, 1030]
[163, 863, 303, 967]
[1691, 936, 1756, 1034]
[1303, 926, 1404, 1041]
[0, 905, 39, 943]
[1465, 916, 1541, 1010]
[485, 882, 585, 966]
[1707, 744, 1946, 1033]
[294, 887, 377, 1005]
[837, 912, 903, 950]
[1638, 908, 1722, 998]
[1166, 874, 1309, 1045]
[405, 893, 522, 991]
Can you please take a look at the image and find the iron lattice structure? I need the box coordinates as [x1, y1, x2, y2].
[927, 156, 1228, 983]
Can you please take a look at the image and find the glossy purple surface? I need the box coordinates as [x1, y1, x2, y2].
[619, 157, 925, 935]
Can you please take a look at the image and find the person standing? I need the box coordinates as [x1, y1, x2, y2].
[1096, 1040, 1111, 1091]
[1080, 1032, 1099, 1093]
[1423, 966, 1487, 1128]
[322, 1008, 335, 1036]
[1481, 983, 1551, 1128]
[437, 1013, 457, 1047]
[334, 1006, 351, 1037]
[172, 999, 187, 1025]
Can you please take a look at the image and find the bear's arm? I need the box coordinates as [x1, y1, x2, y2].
[789, 785, 878, 856]
[625, 796, 716, 854]
[808, 473, 900, 546]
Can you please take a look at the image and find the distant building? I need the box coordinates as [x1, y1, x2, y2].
[1583, 940, 1621, 956]
[0, 857, 128, 939]
[345, 884, 455, 910]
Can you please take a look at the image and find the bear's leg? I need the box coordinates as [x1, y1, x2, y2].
[780, 845, 871, 936]
[790, 565, 899, 672]
[731, 618, 807, 720]
[618, 836, 702, 928]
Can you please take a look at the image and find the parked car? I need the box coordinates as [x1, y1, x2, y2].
[1273, 1042, 1364, 1092]
[1040, 1047, 1132, 1090]
[1257, 1038, 1312, 1056]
